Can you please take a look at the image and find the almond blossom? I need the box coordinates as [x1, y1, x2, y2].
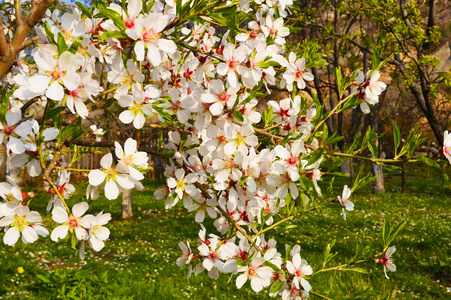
[286, 253, 313, 296]
[236, 257, 274, 292]
[82, 211, 112, 251]
[379, 246, 397, 279]
[51, 202, 89, 242]
[353, 70, 387, 114]
[88, 153, 135, 200]
[126, 13, 176, 66]
[0, 206, 48, 246]
[118, 84, 157, 129]
[28, 46, 84, 101]
[283, 53, 314, 91]
[443, 130, 451, 164]
[337, 185, 353, 220]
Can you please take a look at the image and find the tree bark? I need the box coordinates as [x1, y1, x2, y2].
[0, 0, 52, 80]
[121, 189, 133, 219]
[372, 152, 385, 193]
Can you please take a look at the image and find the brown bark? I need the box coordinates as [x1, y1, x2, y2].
[0, 0, 51, 80]
[121, 189, 133, 219]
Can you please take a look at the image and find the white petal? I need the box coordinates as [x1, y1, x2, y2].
[73, 202, 89, 218]
[4, 227, 20, 246]
[236, 273, 248, 289]
[51, 225, 69, 242]
[46, 81, 65, 101]
[100, 153, 113, 169]
[43, 128, 59, 141]
[62, 73, 80, 91]
[22, 226, 38, 244]
[119, 110, 135, 124]
[52, 206, 69, 223]
[104, 180, 119, 200]
[88, 170, 107, 186]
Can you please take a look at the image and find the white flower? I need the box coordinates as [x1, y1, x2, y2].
[115, 138, 149, 180]
[88, 153, 135, 200]
[216, 43, 249, 87]
[337, 185, 353, 220]
[51, 202, 90, 242]
[283, 53, 314, 91]
[443, 131, 451, 164]
[90, 125, 104, 141]
[286, 253, 313, 295]
[236, 257, 273, 292]
[126, 12, 176, 66]
[0, 177, 23, 216]
[118, 84, 157, 129]
[380, 246, 397, 279]
[353, 70, 387, 114]
[176, 241, 194, 267]
[0, 206, 48, 246]
[81, 211, 112, 252]
[29, 46, 84, 101]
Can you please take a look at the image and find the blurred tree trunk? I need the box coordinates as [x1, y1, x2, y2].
[372, 152, 385, 193]
[6, 156, 22, 186]
[121, 189, 132, 219]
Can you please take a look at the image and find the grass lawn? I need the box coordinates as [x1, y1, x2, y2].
[0, 169, 450, 299]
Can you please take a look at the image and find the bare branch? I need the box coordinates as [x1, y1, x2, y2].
[0, 0, 51, 80]
[22, 35, 39, 48]
[15, 0, 22, 25]
[0, 21, 9, 56]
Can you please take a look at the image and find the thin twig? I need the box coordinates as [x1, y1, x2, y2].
[15, 0, 22, 25]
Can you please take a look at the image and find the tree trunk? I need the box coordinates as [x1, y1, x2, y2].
[6, 156, 22, 186]
[121, 189, 133, 219]
[372, 152, 385, 193]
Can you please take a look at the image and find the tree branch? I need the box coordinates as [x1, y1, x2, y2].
[0, 21, 9, 56]
[15, 0, 23, 25]
[0, 0, 51, 80]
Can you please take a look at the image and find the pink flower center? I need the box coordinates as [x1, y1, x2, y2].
[125, 17, 135, 29]
[295, 70, 304, 78]
[287, 155, 298, 167]
[142, 29, 161, 43]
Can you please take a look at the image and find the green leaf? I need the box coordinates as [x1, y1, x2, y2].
[392, 121, 401, 154]
[232, 111, 244, 122]
[68, 37, 83, 54]
[94, 8, 126, 31]
[153, 106, 172, 121]
[371, 48, 380, 71]
[382, 219, 390, 247]
[0, 88, 13, 123]
[46, 106, 66, 121]
[270, 280, 284, 294]
[43, 22, 56, 45]
[263, 260, 283, 274]
[284, 224, 297, 230]
[57, 33, 69, 54]
[334, 67, 343, 95]
[235, 259, 247, 267]
[386, 220, 406, 249]
[75, 1, 92, 18]
[417, 156, 448, 180]
[99, 31, 128, 41]
[305, 149, 324, 167]
[368, 139, 379, 159]
[341, 267, 369, 274]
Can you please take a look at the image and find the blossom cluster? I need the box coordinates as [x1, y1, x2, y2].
[177, 226, 313, 298]
[0, 0, 421, 297]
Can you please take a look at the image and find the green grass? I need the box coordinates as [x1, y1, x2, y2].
[0, 171, 450, 299]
